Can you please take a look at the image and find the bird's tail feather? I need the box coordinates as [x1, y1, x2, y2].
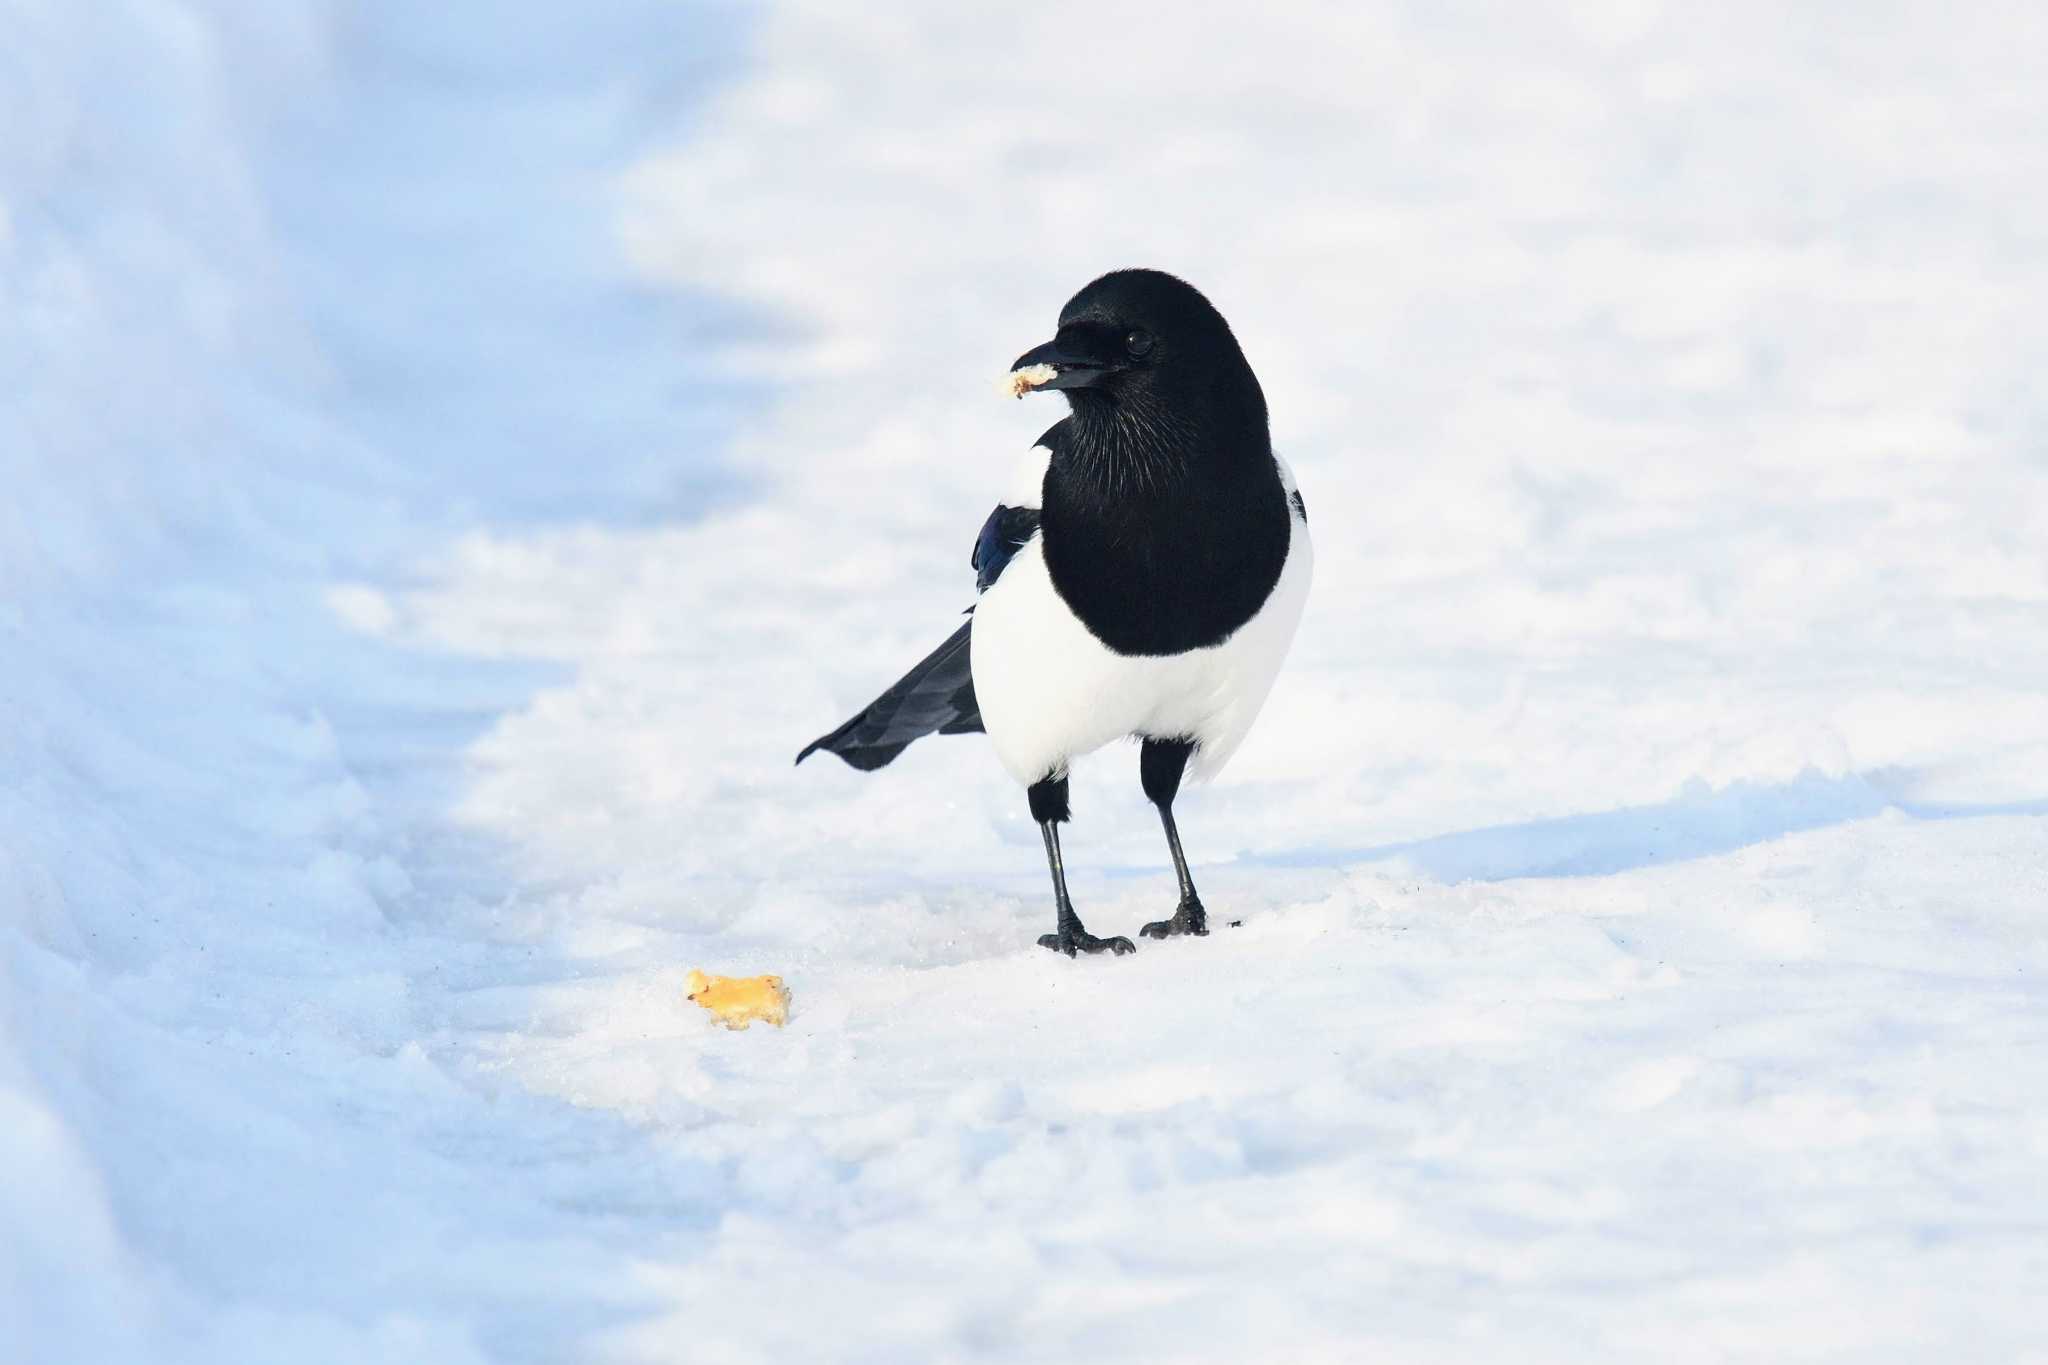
[795, 621, 983, 771]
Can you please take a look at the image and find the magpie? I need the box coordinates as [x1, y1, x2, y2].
[797, 268, 1311, 957]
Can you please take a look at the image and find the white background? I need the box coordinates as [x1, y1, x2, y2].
[4, 2, 2045, 1360]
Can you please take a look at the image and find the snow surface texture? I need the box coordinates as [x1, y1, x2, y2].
[6, 2, 2047, 1361]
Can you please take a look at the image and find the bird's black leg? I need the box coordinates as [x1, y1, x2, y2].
[1138, 739, 1209, 940]
[1028, 776, 1135, 958]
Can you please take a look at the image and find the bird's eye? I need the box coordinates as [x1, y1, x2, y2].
[1125, 329, 1154, 357]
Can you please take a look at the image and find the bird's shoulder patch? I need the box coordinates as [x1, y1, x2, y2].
[1290, 488, 1307, 522]
[972, 504, 1042, 592]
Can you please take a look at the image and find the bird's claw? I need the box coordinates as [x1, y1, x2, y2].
[1139, 895, 1209, 940]
[1038, 926, 1137, 957]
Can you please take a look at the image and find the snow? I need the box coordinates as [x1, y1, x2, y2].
[5, 2, 2046, 1361]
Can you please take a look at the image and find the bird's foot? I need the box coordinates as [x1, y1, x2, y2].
[1140, 895, 1209, 941]
[1038, 917, 1136, 957]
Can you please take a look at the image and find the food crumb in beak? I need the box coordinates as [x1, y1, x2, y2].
[1003, 363, 1059, 399]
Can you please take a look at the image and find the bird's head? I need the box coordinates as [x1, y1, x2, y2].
[1006, 269, 1266, 436]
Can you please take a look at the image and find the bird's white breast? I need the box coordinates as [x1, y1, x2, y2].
[970, 452, 1311, 787]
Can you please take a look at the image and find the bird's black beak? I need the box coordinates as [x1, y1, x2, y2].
[1008, 338, 1109, 395]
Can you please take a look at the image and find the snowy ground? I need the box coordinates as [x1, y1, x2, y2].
[6, 2, 2047, 1361]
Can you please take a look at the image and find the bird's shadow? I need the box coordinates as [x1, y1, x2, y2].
[1246, 768, 2048, 884]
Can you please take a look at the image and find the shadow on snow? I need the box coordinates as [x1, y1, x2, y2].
[1252, 769, 2048, 884]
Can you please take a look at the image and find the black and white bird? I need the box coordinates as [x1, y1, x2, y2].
[797, 269, 1311, 957]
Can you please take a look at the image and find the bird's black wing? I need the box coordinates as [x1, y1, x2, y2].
[972, 505, 1040, 592]
[794, 620, 983, 770]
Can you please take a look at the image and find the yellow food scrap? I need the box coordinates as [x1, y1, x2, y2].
[685, 969, 790, 1030]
